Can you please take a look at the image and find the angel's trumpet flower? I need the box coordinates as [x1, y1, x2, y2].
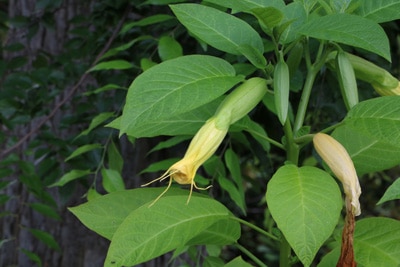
[143, 77, 267, 205]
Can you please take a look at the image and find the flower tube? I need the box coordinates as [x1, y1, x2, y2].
[143, 77, 267, 205]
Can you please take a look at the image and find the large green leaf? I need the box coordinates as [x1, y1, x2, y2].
[204, 0, 285, 12]
[356, 0, 400, 23]
[299, 13, 391, 61]
[120, 55, 243, 137]
[266, 165, 342, 266]
[69, 188, 201, 240]
[332, 97, 400, 175]
[120, 96, 223, 138]
[170, 4, 264, 56]
[185, 218, 241, 246]
[318, 217, 400, 267]
[104, 195, 233, 266]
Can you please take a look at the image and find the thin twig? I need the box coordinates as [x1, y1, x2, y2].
[0, 7, 131, 160]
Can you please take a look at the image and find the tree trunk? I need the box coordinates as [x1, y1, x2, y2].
[1, 1, 107, 266]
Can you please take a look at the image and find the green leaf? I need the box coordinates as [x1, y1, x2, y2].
[251, 7, 284, 30]
[185, 218, 241, 246]
[224, 149, 246, 214]
[158, 35, 183, 61]
[170, 4, 264, 56]
[89, 60, 133, 72]
[140, 58, 157, 71]
[69, 188, 194, 240]
[344, 96, 400, 147]
[20, 248, 42, 267]
[101, 168, 125, 193]
[142, 0, 186, 5]
[86, 188, 102, 201]
[266, 165, 342, 266]
[0, 194, 10, 205]
[29, 203, 61, 220]
[377, 178, 400, 205]
[28, 228, 60, 251]
[332, 96, 400, 175]
[104, 195, 232, 266]
[204, 0, 285, 13]
[65, 143, 103, 162]
[120, 55, 243, 137]
[318, 217, 400, 267]
[217, 176, 246, 215]
[83, 84, 126, 96]
[279, 2, 307, 44]
[231, 116, 271, 152]
[298, 13, 391, 61]
[149, 135, 191, 154]
[225, 256, 254, 267]
[107, 141, 123, 173]
[79, 112, 115, 136]
[139, 158, 179, 175]
[204, 256, 224, 267]
[356, 0, 400, 23]
[236, 44, 267, 69]
[120, 15, 174, 34]
[49, 169, 92, 187]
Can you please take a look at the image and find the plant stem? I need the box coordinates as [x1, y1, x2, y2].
[293, 69, 318, 133]
[230, 216, 279, 241]
[279, 120, 299, 267]
[283, 119, 299, 165]
[235, 243, 268, 267]
[279, 237, 292, 267]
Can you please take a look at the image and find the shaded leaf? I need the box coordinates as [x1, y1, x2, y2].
[89, 60, 133, 72]
[101, 168, 125, 193]
[377, 178, 400, 205]
[158, 35, 183, 61]
[49, 169, 92, 187]
[29, 203, 61, 220]
[28, 228, 60, 251]
[107, 141, 124, 173]
[65, 143, 103, 162]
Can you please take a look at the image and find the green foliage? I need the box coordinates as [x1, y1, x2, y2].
[3, 0, 400, 266]
[318, 217, 400, 267]
[266, 165, 342, 266]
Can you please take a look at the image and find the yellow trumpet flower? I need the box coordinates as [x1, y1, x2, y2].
[143, 77, 267, 206]
[142, 116, 226, 205]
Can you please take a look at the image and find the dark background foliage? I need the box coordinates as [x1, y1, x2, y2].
[0, 0, 399, 266]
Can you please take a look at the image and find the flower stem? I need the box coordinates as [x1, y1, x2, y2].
[235, 243, 269, 267]
[230, 216, 279, 241]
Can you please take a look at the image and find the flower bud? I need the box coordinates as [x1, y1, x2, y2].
[313, 133, 361, 216]
[345, 53, 399, 95]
